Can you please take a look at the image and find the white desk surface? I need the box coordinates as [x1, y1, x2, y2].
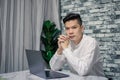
[0, 70, 108, 80]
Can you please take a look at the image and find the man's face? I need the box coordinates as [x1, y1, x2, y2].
[64, 19, 84, 44]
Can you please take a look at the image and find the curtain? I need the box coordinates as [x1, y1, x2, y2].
[44, 0, 61, 30]
[0, 0, 60, 73]
[0, 2, 1, 69]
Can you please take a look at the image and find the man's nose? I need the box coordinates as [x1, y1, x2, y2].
[69, 29, 73, 33]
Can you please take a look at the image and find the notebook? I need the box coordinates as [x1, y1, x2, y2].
[25, 49, 69, 79]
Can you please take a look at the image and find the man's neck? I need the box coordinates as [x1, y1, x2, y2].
[74, 35, 83, 45]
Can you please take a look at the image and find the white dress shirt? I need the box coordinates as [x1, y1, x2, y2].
[50, 35, 105, 76]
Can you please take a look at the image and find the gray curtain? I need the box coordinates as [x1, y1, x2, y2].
[0, 0, 1, 68]
[44, 0, 61, 30]
[0, 0, 60, 73]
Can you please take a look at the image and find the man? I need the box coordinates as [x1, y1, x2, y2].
[50, 13, 104, 76]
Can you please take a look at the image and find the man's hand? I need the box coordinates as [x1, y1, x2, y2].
[60, 38, 69, 49]
[57, 35, 69, 55]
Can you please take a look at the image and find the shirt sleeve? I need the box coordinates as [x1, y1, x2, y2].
[62, 40, 99, 76]
[49, 52, 66, 71]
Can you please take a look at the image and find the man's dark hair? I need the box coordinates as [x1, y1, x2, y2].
[63, 13, 82, 26]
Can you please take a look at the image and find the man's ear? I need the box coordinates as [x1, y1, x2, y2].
[81, 25, 84, 33]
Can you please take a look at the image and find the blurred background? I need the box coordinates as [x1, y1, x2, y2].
[0, 0, 120, 80]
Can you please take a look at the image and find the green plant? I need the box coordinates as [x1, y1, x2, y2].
[41, 20, 61, 66]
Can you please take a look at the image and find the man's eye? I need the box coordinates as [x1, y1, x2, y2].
[72, 27, 77, 29]
[65, 28, 69, 30]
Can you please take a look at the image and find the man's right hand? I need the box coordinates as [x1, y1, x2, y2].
[57, 35, 69, 55]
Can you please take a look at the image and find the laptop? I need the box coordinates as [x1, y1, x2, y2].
[25, 49, 69, 79]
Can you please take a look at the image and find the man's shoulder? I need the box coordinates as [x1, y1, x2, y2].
[83, 35, 99, 47]
[83, 35, 96, 41]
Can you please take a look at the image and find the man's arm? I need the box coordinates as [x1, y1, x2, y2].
[50, 35, 68, 70]
[49, 50, 66, 71]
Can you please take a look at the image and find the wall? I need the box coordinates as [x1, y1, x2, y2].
[60, 0, 120, 79]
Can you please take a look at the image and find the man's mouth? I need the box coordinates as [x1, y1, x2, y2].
[69, 36, 74, 39]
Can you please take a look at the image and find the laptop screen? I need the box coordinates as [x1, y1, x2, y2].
[26, 49, 69, 79]
[26, 49, 46, 78]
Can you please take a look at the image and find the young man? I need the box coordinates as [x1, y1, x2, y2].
[50, 13, 104, 76]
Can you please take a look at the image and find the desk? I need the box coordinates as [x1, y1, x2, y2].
[0, 70, 108, 80]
